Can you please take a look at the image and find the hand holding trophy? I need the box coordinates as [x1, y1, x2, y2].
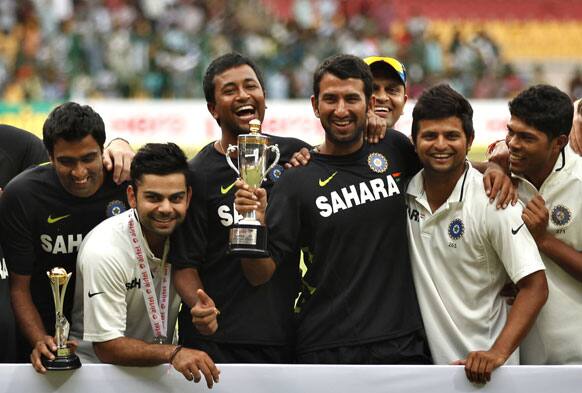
[41, 267, 81, 370]
[226, 119, 280, 257]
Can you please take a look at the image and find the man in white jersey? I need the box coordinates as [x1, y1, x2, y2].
[406, 84, 548, 383]
[506, 85, 582, 364]
[70, 143, 219, 388]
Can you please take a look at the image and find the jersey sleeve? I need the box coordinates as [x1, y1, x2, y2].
[266, 170, 302, 266]
[390, 129, 422, 176]
[0, 178, 36, 275]
[78, 234, 131, 342]
[21, 131, 49, 169]
[0, 126, 48, 188]
[276, 137, 312, 164]
[485, 202, 545, 283]
[169, 168, 206, 269]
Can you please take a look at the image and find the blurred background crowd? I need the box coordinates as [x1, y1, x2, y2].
[0, 0, 581, 102]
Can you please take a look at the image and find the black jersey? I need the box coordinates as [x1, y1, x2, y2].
[268, 130, 423, 355]
[0, 164, 128, 334]
[170, 135, 311, 348]
[0, 125, 48, 188]
[0, 244, 18, 362]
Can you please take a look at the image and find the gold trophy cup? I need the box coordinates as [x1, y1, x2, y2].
[41, 267, 81, 370]
[225, 119, 280, 257]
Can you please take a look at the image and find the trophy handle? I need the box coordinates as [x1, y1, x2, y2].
[225, 145, 240, 176]
[60, 273, 72, 309]
[264, 144, 280, 181]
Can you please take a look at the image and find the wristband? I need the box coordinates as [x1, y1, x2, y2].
[169, 345, 183, 365]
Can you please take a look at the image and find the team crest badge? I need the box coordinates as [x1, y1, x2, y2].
[551, 205, 571, 226]
[448, 218, 464, 240]
[368, 152, 388, 173]
[268, 164, 284, 182]
[106, 200, 127, 218]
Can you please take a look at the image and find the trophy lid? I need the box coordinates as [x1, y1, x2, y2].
[249, 119, 261, 134]
[239, 119, 268, 144]
[48, 267, 69, 285]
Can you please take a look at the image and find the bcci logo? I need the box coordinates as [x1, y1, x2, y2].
[106, 200, 127, 218]
[368, 152, 388, 173]
[551, 205, 571, 226]
[448, 218, 464, 240]
[268, 164, 284, 182]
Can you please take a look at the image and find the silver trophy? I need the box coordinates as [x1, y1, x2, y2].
[41, 267, 81, 370]
[226, 119, 280, 257]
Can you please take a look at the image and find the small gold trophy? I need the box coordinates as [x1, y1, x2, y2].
[41, 267, 81, 370]
[225, 119, 280, 257]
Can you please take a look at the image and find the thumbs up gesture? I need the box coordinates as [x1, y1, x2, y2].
[190, 289, 220, 335]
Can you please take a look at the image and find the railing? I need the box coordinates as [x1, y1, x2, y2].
[1, 364, 581, 393]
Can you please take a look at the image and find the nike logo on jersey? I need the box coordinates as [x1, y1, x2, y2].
[511, 222, 525, 235]
[319, 171, 338, 187]
[221, 180, 237, 195]
[88, 291, 104, 298]
[47, 214, 70, 224]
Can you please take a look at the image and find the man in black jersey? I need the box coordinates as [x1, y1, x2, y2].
[0, 103, 129, 369]
[0, 124, 133, 364]
[236, 54, 431, 364]
[0, 125, 48, 363]
[170, 53, 310, 363]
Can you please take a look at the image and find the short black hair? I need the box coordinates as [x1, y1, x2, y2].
[508, 85, 573, 139]
[411, 84, 474, 142]
[313, 54, 373, 102]
[130, 143, 189, 189]
[202, 52, 265, 105]
[43, 102, 106, 155]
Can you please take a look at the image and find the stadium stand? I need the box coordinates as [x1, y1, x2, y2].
[0, 0, 580, 101]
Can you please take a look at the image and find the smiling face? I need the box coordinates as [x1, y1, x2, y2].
[208, 64, 266, 136]
[312, 73, 370, 152]
[128, 173, 191, 243]
[415, 116, 472, 179]
[371, 71, 407, 128]
[51, 134, 104, 198]
[506, 116, 568, 187]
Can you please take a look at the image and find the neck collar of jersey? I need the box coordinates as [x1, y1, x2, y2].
[510, 144, 573, 187]
[313, 142, 368, 164]
[407, 160, 471, 205]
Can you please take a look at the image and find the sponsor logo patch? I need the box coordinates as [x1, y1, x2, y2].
[367, 152, 388, 173]
[268, 165, 284, 182]
[448, 218, 464, 240]
[106, 200, 126, 218]
[551, 205, 571, 226]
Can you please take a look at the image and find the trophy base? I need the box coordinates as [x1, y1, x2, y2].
[41, 349, 82, 371]
[228, 223, 269, 258]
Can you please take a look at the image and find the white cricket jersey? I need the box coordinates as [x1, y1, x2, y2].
[515, 145, 582, 364]
[406, 163, 545, 365]
[70, 209, 181, 363]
